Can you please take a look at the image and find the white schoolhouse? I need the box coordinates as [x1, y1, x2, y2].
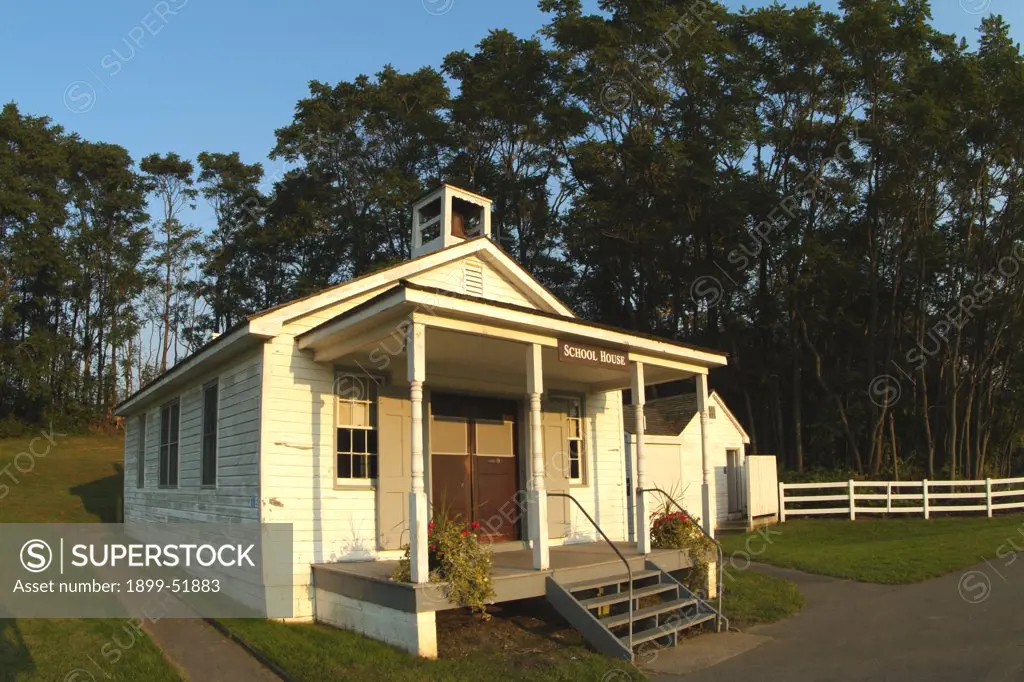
[116, 184, 735, 660]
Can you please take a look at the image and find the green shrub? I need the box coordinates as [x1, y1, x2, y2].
[650, 507, 717, 595]
[391, 511, 496, 619]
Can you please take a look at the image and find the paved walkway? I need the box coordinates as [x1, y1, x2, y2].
[144, 619, 282, 682]
[646, 559, 1024, 682]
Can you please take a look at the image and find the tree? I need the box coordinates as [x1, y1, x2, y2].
[140, 153, 199, 372]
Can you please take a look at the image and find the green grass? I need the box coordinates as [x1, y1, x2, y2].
[221, 618, 632, 682]
[720, 516, 1024, 584]
[720, 568, 804, 628]
[0, 433, 809, 681]
[0, 434, 125, 523]
[0, 434, 182, 682]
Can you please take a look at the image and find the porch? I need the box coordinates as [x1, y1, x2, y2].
[295, 280, 728, 576]
[294, 279, 729, 659]
[311, 541, 693, 612]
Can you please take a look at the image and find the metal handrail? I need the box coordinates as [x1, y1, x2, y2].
[547, 492, 635, 653]
[638, 486, 726, 632]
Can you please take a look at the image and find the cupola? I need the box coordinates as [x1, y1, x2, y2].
[411, 184, 493, 259]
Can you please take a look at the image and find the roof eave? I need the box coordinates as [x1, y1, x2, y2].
[114, 322, 269, 417]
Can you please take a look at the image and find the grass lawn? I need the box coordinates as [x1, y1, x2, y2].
[720, 568, 804, 628]
[0, 433, 803, 681]
[720, 516, 1024, 584]
[220, 569, 804, 681]
[0, 434, 182, 682]
[223, 599, 637, 682]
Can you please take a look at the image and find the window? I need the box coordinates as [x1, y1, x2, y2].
[202, 381, 219, 486]
[336, 374, 378, 482]
[159, 399, 180, 487]
[567, 398, 585, 485]
[136, 415, 146, 488]
[708, 406, 717, 420]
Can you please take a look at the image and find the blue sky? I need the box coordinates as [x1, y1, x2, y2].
[1, 0, 1020, 231]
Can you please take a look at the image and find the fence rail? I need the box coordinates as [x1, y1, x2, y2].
[779, 476, 1024, 521]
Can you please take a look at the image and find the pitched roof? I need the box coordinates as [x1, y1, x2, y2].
[298, 281, 730, 361]
[624, 391, 751, 443]
[623, 393, 699, 435]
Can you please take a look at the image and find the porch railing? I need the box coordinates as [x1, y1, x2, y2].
[638, 486, 727, 632]
[547, 492, 634, 652]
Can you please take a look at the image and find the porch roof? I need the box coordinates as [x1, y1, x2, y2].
[296, 281, 727, 389]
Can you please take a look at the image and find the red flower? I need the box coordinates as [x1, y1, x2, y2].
[462, 529, 470, 537]
[471, 521, 481, 530]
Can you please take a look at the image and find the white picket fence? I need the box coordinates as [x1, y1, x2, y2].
[779, 476, 1024, 521]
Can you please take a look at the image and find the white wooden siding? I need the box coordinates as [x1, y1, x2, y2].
[408, 256, 539, 309]
[260, 306, 381, 619]
[624, 393, 747, 533]
[559, 390, 628, 544]
[123, 350, 262, 524]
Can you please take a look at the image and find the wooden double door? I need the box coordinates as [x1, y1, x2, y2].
[430, 393, 520, 542]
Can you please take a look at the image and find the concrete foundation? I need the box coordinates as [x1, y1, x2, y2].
[314, 588, 438, 658]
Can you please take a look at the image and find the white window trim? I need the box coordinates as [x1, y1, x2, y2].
[136, 413, 146, 489]
[552, 394, 587, 487]
[201, 379, 220, 488]
[159, 398, 181, 489]
[334, 371, 382, 488]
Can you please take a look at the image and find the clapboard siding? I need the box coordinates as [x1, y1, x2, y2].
[560, 390, 628, 544]
[123, 350, 262, 524]
[624, 393, 747, 533]
[260, 307, 381, 619]
[408, 256, 539, 309]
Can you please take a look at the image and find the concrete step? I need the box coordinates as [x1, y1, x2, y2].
[560, 569, 661, 593]
[621, 612, 717, 648]
[601, 596, 700, 629]
[578, 583, 677, 609]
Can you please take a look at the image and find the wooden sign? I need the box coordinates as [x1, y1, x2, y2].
[558, 340, 628, 369]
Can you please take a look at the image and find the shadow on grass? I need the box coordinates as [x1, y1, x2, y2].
[0, 619, 34, 681]
[69, 464, 123, 523]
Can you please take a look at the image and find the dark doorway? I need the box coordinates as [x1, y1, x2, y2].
[430, 393, 520, 542]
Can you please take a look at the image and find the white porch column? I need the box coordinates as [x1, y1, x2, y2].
[631, 361, 651, 555]
[407, 322, 429, 583]
[696, 373, 715, 538]
[526, 343, 549, 570]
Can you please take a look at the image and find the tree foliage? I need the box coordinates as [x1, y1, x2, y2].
[2, 1, 1023, 476]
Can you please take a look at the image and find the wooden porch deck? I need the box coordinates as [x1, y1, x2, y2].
[311, 542, 691, 614]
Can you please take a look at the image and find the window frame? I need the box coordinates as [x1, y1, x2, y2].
[708, 405, 717, 420]
[334, 372, 381, 488]
[159, 398, 180, 488]
[555, 395, 587, 486]
[136, 414, 146, 489]
[201, 379, 219, 488]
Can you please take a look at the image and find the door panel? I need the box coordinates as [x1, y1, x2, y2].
[431, 414, 469, 454]
[727, 449, 742, 513]
[476, 419, 514, 455]
[543, 398, 571, 539]
[430, 394, 520, 541]
[432, 452, 473, 521]
[376, 387, 411, 550]
[474, 454, 518, 541]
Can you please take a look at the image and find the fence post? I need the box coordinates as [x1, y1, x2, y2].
[886, 483, 892, 514]
[848, 479, 856, 520]
[923, 479, 930, 519]
[778, 481, 786, 523]
[986, 478, 993, 518]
